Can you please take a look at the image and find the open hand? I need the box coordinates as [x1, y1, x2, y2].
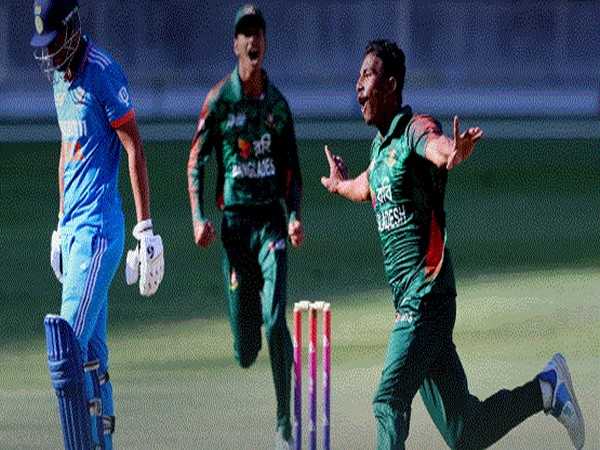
[447, 116, 484, 170]
[320, 145, 348, 193]
[194, 219, 216, 248]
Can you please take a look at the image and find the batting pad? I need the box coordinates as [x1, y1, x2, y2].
[44, 314, 94, 450]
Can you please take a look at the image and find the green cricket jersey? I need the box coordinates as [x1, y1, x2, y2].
[368, 105, 456, 304]
[187, 67, 302, 222]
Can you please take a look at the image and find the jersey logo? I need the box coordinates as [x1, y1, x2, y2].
[238, 138, 252, 159]
[386, 148, 397, 167]
[59, 120, 88, 140]
[118, 86, 130, 106]
[226, 112, 246, 129]
[72, 87, 86, 104]
[265, 113, 275, 129]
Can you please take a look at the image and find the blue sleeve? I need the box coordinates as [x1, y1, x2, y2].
[95, 62, 134, 128]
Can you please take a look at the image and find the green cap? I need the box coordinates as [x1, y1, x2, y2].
[234, 4, 265, 35]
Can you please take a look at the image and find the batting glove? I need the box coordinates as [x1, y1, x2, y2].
[50, 226, 62, 283]
[125, 219, 164, 296]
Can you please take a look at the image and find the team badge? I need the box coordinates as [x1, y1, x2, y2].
[265, 113, 275, 129]
[241, 5, 257, 15]
[386, 148, 397, 167]
[238, 138, 252, 159]
[34, 3, 44, 34]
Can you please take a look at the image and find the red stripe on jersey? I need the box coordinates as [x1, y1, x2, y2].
[424, 212, 445, 281]
[110, 109, 135, 129]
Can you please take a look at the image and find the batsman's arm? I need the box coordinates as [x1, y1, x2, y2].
[411, 115, 483, 170]
[321, 146, 370, 202]
[115, 114, 151, 222]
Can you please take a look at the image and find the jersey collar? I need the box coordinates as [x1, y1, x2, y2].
[377, 105, 413, 146]
[231, 65, 268, 101]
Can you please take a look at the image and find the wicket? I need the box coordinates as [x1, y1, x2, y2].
[293, 301, 331, 450]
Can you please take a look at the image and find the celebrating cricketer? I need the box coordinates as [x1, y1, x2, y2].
[321, 39, 585, 450]
[187, 5, 303, 449]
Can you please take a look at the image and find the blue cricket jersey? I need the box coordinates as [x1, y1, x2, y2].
[54, 36, 134, 235]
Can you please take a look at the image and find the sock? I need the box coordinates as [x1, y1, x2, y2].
[539, 377, 553, 412]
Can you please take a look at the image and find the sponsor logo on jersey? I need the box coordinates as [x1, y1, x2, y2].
[253, 133, 271, 156]
[226, 112, 246, 129]
[375, 177, 393, 205]
[59, 120, 88, 140]
[232, 158, 276, 179]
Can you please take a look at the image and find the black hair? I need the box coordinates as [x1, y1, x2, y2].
[365, 39, 406, 104]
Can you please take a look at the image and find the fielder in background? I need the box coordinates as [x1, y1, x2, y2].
[321, 39, 585, 450]
[187, 5, 303, 449]
[30, 0, 164, 448]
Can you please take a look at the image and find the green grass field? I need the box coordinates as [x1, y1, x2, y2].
[0, 137, 599, 449]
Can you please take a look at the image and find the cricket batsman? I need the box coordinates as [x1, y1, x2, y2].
[187, 5, 303, 448]
[321, 39, 585, 449]
[30, 0, 164, 448]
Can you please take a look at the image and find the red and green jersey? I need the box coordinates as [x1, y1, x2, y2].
[368, 105, 456, 305]
[187, 67, 302, 222]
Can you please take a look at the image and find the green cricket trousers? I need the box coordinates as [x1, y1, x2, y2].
[221, 206, 293, 435]
[373, 293, 543, 450]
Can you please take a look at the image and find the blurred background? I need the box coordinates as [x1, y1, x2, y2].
[1, 2, 599, 449]
[1, 0, 599, 130]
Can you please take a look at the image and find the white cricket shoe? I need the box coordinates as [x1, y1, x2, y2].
[538, 353, 585, 449]
[274, 428, 294, 450]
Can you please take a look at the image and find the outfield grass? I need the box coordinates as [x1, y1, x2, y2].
[0, 138, 599, 449]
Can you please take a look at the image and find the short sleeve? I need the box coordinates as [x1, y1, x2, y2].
[95, 63, 134, 128]
[408, 115, 442, 157]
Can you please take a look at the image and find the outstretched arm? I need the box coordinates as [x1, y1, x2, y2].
[321, 146, 370, 202]
[423, 116, 483, 170]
